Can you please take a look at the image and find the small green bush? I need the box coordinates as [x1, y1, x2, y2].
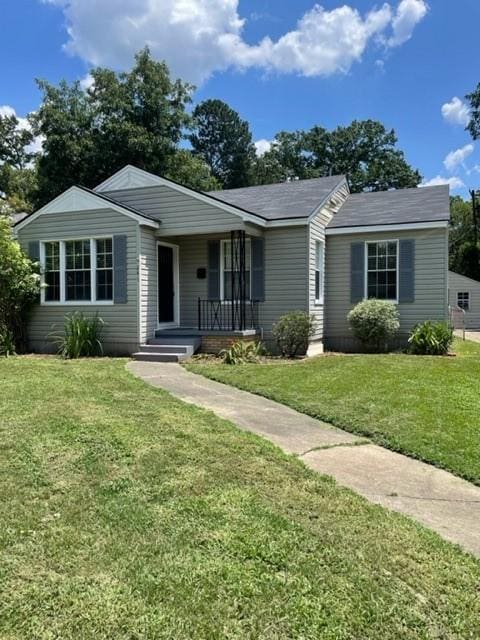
[272, 311, 315, 358]
[348, 299, 400, 352]
[220, 340, 264, 365]
[408, 321, 453, 356]
[53, 312, 105, 359]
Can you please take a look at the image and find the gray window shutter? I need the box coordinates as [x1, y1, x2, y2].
[113, 235, 128, 304]
[207, 240, 220, 299]
[350, 242, 365, 303]
[28, 241, 40, 263]
[251, 237, 265, 301]
[399, 239, 415, 303]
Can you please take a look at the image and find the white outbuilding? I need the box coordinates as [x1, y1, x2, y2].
[449, 270, 480, 329]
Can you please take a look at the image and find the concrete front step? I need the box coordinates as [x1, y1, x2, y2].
[140, 344, 192, 355]
[132, 351, 190, 363]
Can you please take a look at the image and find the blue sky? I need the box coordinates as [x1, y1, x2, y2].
[1, 0, 479, 196]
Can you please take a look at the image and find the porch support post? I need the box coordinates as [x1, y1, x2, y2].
[230, 230, 246, 330]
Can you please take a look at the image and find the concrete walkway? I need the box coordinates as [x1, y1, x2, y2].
[455, 329, 480, 343]
[127, 361, 480, 557]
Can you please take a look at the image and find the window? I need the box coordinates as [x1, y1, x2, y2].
[221, 239, 251, 300]
[457, 291, 470, 311]
[315, 240, 324, 304]
[40, 238, 113, 304]
[44, 241, 60, 301]
[65, 240, 91, 301]
[96, 238, 113, 301]
[366, 241, 398, 301]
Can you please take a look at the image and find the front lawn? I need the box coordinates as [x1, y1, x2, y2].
[187, 338, 480, 485]
[0, 357, 479, 638]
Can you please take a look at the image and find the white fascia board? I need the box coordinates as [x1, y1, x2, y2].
[14, 186, 159, 232]
[95, 164, 268, 228]
[325, 220, 449, 236]
[306, 177, 350, 223]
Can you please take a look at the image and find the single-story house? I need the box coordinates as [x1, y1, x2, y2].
[15, 165, 450, 359]
[448, 270, 480, 329]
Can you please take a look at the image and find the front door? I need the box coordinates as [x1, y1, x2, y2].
[158, 244, 176, 325]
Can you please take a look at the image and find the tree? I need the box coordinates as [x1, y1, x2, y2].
[0, 113, 38, 213]
[466, 83, 480, 139]
[32, 49, 195, 206]
[0, 216, 40, 353]
[190, 99, 256, 189]
[449, 195, 480, 280]
[165, 150, 220, 192]
[254, 120, 421, 192]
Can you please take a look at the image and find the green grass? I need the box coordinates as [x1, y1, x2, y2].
[1, 357, 479, 639]
[187, 338, 480, 485]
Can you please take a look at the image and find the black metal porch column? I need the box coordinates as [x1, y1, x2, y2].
[230, 230, 246, 330]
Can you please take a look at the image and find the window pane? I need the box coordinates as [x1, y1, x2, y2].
[96, 269, 113, 301]
[387, 256, 396, 269]
[387, 242, 397, 255]
[368, 244, 377, 257]
[377, 242, 387, 256]
[45, 271, 60, 302]
[66, 270, 91, 301]
[378, 255, 386, 270]
[223, 271, 232, 299]
[366, 241, 397, 300]
[315, 271, 320, 300]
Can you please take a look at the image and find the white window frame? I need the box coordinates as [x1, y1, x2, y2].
[364, 239, 399, 303]
[219, 238, 252, 302]
[314, 239, 325, 305]
[40, 236, 114, 306]
[457, 291, 470, 311]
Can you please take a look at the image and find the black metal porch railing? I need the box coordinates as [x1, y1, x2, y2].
[198, 299, 260, 331]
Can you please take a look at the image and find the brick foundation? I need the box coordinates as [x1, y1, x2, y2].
[200, 334, 259, 354]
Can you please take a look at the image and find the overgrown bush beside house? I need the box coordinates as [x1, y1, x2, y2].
[272, 311, 315, 358]
[348, 299, 400, 352]
[0, 216, 40, 355]
[408, 321, 453, 355]
[53, 312, 105, 359]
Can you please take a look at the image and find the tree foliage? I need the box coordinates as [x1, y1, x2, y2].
[190, 99, 256, 189]
[31, 49, 216, 205]
[0, 113, 37, 213]
[0, 216, 40, 352]
[256, 120, 421, 192]
[449, 195, 480, 280]
[466, 83, 480, 140]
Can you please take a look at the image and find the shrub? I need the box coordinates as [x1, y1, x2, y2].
[272, 311, 315, 358]
[348, 299, 400, 352]
[0, 324, 16, 357]
[53, 312, 105, 359]
[220, 340, 264, 365]
[0, 216, 40, 352]
[408, 321, 453, 356]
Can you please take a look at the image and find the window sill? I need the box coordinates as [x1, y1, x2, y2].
[40, 301, 114, 307]
[314, 300, 324, 306]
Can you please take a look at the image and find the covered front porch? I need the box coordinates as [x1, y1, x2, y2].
[155, 229, 264, 334]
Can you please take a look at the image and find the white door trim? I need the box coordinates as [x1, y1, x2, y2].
[157, 240, 180, 329]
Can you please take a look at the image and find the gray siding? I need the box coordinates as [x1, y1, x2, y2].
[17, 209, 140, 354]
[104, 185, 248, 236]
[139, 227, 158, 343]
[309, 183, 349, 341]
[448, 270, 480, 329]
[325, 227, 449, 351]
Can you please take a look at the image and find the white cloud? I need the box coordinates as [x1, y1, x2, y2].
[43, 0, 428, 84]
[254, 139, 272, 156]
[441, 96, 470, 127]
[420, 175, 465, 190]
[0, 104, 43, 154]
[443, 143, 474, 172]
[387, 0, 428, 47]
[79, 73, 94, 91]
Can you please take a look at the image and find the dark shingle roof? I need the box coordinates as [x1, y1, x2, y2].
[328, 185, 450, 229]
[208, 175, 346, 220]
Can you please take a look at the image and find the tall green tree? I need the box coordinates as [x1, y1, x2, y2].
[466, 83, 480, 139]
[0, 113, 37, 214]
[449, 195, 480, 280]
[255, 120, 421, 192]
[190, 99, 256, 189]
[31, 49, 218, 205]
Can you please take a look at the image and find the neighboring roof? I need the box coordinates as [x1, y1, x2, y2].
[11, 212, 28, 225]
[207, 175, 347, 220]
[448, 270, 480, 285]
[328, 185, 450, 229]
